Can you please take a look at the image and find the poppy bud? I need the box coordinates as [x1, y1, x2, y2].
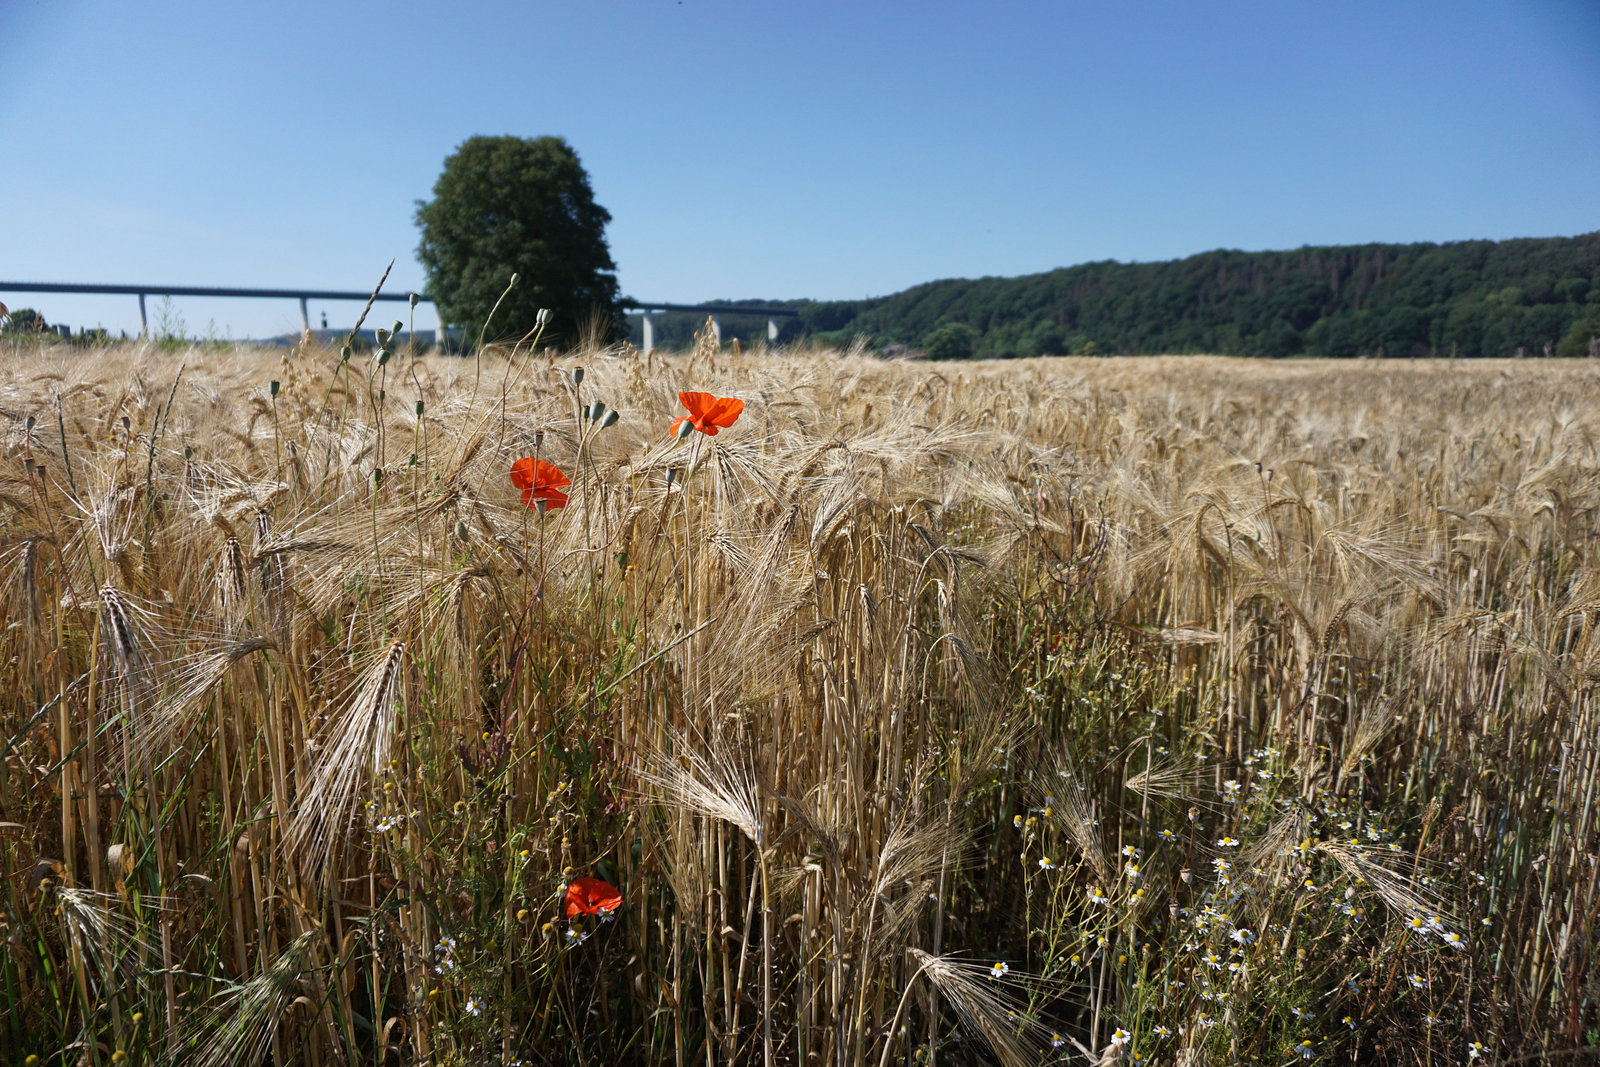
[588, 401, 607, 421]
[509, 272, 520, 287]
[392, 320, 403, 336]
[665, 468, 678, 487]
[572, 367, 585, 385]
[601, 409, 620, 428]
[675, 418, 695, 439]
[537, 308, 551, 327]
[409, 293, 420, 309]
[377, 349, 391, 366]
[269, 380, 279, 397]
[415, 400, 425, 417]
[376, 328, 390, 347]
[372, 468, 384, 487]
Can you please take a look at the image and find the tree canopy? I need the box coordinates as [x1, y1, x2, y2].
[415, 136, 622, 346]
[631, 233, 1600, 358]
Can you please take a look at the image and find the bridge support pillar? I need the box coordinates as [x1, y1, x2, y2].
[437, 306, 448, 353]
[642, 313, 654, 355]
[711, 315, 721, 346]
[298, 296, 310, 335]
[138, 293, 148, 337]
[768, 318, 779, 343]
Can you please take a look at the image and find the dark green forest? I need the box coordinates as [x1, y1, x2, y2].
[630, 232, 1600, 357]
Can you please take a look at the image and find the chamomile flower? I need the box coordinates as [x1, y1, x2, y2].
[1153, 1025, 1172, 1038]
[1216, 836, 1239, 848]
[1089, 886, 1111, 905]
[1468, 1042, 1487, 1060]
[1110, 1029, 1131, 1047]
[1299, 1039, 1314, 1060]
[464, 997, 483, 1016]
[1038, 856, 1058, 870]
[990, 961, 1010, 980]
[1051, 1033, 1066, 1049]
[1407, 973, 1427, 990]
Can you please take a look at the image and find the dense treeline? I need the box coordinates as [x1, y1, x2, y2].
[631, 232, 1600, 357]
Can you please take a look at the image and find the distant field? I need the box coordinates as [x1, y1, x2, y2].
[4, 339, 1599, 1064]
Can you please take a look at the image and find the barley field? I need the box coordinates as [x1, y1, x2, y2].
[4, 331, 1599, 1066]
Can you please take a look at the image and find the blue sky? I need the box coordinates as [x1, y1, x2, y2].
[2, 0, 1597, 338]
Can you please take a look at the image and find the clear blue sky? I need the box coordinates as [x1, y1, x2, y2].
[3, 0, 1597, 338]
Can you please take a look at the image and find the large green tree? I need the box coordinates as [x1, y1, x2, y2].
[415, 135, 623, 346]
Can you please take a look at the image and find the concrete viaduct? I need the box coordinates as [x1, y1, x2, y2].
[0, 281, 797, 353]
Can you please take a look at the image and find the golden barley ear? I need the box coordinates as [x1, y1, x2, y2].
[286, 641, 406, 880]
[169, 929, 319, 1067]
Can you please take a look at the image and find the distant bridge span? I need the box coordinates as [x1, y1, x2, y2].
[0, 280, 797, 352]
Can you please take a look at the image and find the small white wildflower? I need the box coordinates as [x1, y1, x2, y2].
[989, 961, 1009, 979]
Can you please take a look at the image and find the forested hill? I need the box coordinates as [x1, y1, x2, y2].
[640, 233, 1600, 357]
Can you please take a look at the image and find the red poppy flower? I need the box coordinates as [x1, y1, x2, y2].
[565, 876, 623, 918]
[509, 457, 571, 510]
[670, 391, 744, 437]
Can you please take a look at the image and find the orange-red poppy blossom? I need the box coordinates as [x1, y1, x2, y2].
[510, 457, 571, 510]
[670, 391, 744, 437]
[565, 876, 623, 918]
